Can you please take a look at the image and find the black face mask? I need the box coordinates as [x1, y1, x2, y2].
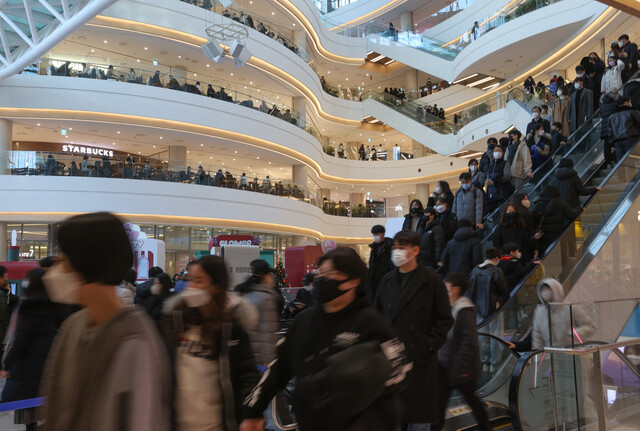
[313, 276, 351, 304]
[507, 212, 518, 220]
[411, 208, 421, 216]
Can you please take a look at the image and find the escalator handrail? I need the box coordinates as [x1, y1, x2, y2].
[480, 110, 602, 239]
[478, 139, 638, 334]
[508, 350, 544, 431]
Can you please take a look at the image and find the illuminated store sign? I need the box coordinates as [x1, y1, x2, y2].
[62, 144, 114, 157]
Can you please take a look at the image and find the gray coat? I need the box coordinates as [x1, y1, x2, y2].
[243, 284, 281, 364]
[567, 88, 594, 133]
[452, 186, 484, 225]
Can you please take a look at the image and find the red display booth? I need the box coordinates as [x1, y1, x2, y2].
[284, 246, 323, 287]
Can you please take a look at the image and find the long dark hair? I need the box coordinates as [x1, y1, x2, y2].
[437, 181, 452, 196]
[500, 203, 525, 228]
[22, 268, 49, 299]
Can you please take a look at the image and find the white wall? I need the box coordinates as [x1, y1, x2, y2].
[0, 176, 381, 240]
[414, 84, 485, 109]
[0, 75, 468, 181]
[424, 0, 510, 42]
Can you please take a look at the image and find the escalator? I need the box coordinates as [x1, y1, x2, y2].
[360, 87, 535, 155]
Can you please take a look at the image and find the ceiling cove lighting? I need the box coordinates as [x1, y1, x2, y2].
[369, 54, 386, 63]
[452, 73, 478, 84]
[467, 77, 495, 87]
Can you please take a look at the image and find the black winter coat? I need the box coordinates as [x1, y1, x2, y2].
[437, 210, 458, 242]
[419, 221, 446, 269]
[1, 298, 67, 402]
[498, 257, 528, 292]
[437, 301, 481, 385]
[439, 227, 482, 275]
[553, 166, 598, 209]
[467, 263, 509, 318]
[402, 213, 426, 233]
[533, 196, 582, 254]
[374, 265, 453, 423]
[600, 94, 620, 139]
[486, 158, 513, 205]
[368, 237, 394, 298]
[492, 220, 536, 260]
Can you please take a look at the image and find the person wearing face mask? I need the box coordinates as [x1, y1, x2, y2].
[39, 212, 171, 431]
[513, 192, 534, 230]
[134, 265, 163, 301]
[402, 199, 426, 233]
[617, 34, 638, 83]
[375, 231, 453, 431]
[283, 272, 315, 319]
[479, 137, 498, 175]
[162, 255, 263, 431]
[433, 272, 491, 431]
[600, 90, 621, 167]
[468, 158, 485, 189]
[529, 124, 551, 171]
[137, 272, 174, 327]
[368, 225, 394, 299]
[485, 145, 513, 214]
[498, 243, 528, 293]
[419, 207, 446, 269]
[571, 65, 596, 95]
[552, 158, 601, 210]
[532, 185, 583, 257]
[493, 204, 537, 267]
[467, 247, 508, 373]
[245, 248, 411, 431]
[608, 95, 640, 161]
[427, 180, 454, 209]
[601, 55, 625, 96]
[567, 77, 594, 133]
[540, 104, 553, 124]
[434, 196, 458, 242]
[531, 278, 596, 349]
[525, 106, 551, 139]
[550, 122, 568, 155]
[438, 219, 482, 276]
[552, 85, 571, 135]
[505, 129, 532, 189]
[453, 172, 484, 230]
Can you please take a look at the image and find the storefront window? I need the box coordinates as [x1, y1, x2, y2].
[191, 227, 212, 252]
[164, 226, 189, 250]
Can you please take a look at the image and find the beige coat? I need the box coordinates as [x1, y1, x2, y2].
[552, 97, 570, 135]
[508, 141, 532, 179]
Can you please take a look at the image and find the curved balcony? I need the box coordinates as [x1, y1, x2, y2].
[0, 175, 379, 241]
[0, 74, 469, 182]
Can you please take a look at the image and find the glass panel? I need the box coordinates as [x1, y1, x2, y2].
[190, 227, 212, 252]
[515, 351, 555, 431]
[602, 344, 640, 428]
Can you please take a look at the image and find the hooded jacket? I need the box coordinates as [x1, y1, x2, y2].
[437, 296, 481, 385]
[419, 220, 446, 269]
[467, 261, 508, 318]
[439, 227, 482, 276]
[241, 284, 282, 364]
[553, 161, 599, 209]
[531, 278, 596, 349]
[507, 140, 533, 179]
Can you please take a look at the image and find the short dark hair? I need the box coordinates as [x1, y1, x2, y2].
[619, 34, 629, 41]
[424, 207, 437, 218]
[0, 265, 7, 277]
[532, 106, 541, 112]
[541, 104, 548, 111]
[502, 243, 520, 254]
[468, 158, 478, 167]
[485, 247, 501, 260]
[318, 248, 367, 283]
[575, 77, 584, 83]
[435, 196, 448, 206]
[457, 218, 474, 228]
[149, 266, 163, 278]
[509, 129, 522, 139]
[40, 256, 55, 268]
[393, 230, 421, 247]
[487, 137, 498, 145]
[371, 225, 385, 234]
[534, 123, 545, 131]
[459, 172, 472, 181]
[552, 122, 562, 130]
[123, 268, 137, 284]
[575, 65, 585, 72]
[57, 212, 134, 286]
[23, 268, 48, 299]
[444, 272, 470, 295]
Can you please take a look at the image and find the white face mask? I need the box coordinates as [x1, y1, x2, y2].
[42, 265, 83, 304]
[434, 186, 442, 194]
[538, 130, 545, 137]
[574, 83, 581, 90]
[373, 235, 383, 244]
[514, 252, 522, 260]
[576, 73, 584, 78]
[493, 151, 503, 160]
[521, 199, 531, 209]
[557, 90, 563, 97]
[469, 165, 477, 173]
[182, 286, 211, 307]
[609, 60, 616, 67]
[150, 281, 162, 295]
[391, 249, 411, 267]
[532, 112, 540, 119]
[435, 204, 446, 214]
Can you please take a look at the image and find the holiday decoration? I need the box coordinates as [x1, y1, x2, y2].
[274, 260, 290, 289]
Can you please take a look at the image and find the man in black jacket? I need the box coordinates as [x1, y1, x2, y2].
[243, 248, 411, 431]
[368, 224, 394, 299]
[618, 34, 638, 83]
[419, 208, 446, 269]
[609, 95, 640, 161]
[433, 272, 491, 431]
[0, 266, 19, 358]
[434, 197, 458, 242]
[374, 231, 453, 430]
[552, 158, 601, 209]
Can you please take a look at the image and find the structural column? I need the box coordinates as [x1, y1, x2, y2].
[400, 11, 413, 32]
[0, 119, 12, 175]
[405, 70, 419, 98]
[293, 30, 307, 54]
[416, 183, 430, 205]
[293, 96, 307, 126]
[0, 222, 6, 261]
[293, 164, 308, 188]
[350, 193, 366, 206]
[168, 146, 187, 171]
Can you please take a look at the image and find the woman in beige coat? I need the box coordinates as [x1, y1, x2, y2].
[552, 85, 570, 135]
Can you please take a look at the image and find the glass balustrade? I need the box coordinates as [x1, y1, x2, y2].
[1, 150, 388, 218]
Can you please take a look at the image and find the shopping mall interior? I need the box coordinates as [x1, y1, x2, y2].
[2, 0, 640, 429]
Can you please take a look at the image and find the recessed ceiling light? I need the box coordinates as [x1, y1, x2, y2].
[69, 128, 72, 131]
[200, 144, 204, 146]
[36, 123, 40, 126]
[91, 49, 95, 53]
[234, 150, 237, 153]
[249, 81, 253, 84]
[194, 73, 197, 77]
[272, 11, 275, 15]
[159, 136, 163, 139]
[112, 143, 115, 145]
[117, 131, 120, 134]
[293, 23, 296, 26]
[206, 64, 210, 67]
[230, 73, 233, 76]
[103, 40, 107, 43]
[144, 47, 148, 50]
[153, 145, 156, 148]
[136, 59, 140, 62]
[178, 55, 181, 58]
[138, 151, 141, 154]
